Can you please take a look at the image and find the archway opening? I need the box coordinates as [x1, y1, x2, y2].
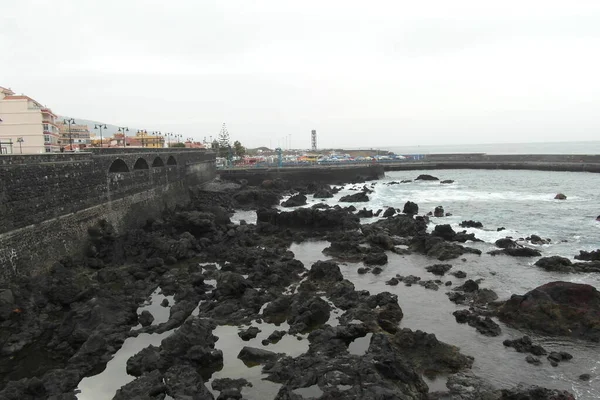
[167, 156, 177, 165]
[133, 158, 149, 170]
[152, 157, 165, 167]
[108, 159, 129, 173]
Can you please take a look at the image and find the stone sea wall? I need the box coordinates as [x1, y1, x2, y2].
[218, 164, 385, 185]
[0, 149, 216, 281]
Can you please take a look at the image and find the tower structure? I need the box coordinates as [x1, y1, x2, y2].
[311, 129, 317, 151]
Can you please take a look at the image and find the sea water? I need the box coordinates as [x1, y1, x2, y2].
[282, 169, 600, 399]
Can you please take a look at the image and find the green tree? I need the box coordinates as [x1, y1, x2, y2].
[233, 140, 246, 157]
[217, 123, 230, 158]
[169, 142, 186, 148]
[211, 140, 219, 150]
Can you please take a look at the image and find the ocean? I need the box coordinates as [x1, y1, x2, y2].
[382, 140, 600, 155]
[233, 168, 600, 399]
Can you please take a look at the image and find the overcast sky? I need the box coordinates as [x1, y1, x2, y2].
[2, 1, 600, 149]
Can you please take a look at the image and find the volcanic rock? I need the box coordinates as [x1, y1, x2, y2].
[415, 174, 439, 181]
[534, 256, 573, 272]
[233, 189, 280, 209]
[339, 192, 370, 202]
[307, 260, 343, 283]
[489, 247, 541, 257]
[238, 326, 261, 341]
[281, 194, 307, 207]
[495, 238, 517, 248]
[426, 264, 452, 276]
[453, 310, 501, 336]
[497, 281, 600, 342]
[502, 336, 547, 356]
[434, 206, 445, 217]
[432, 224, 456, 241]
[501, 384, 575, 399]
[456, 280, 479, 292]
[257, 207, 360, 230]
[450, 270, 467, 279]
[138, 311, 154, 327]
[364, 252, 388, 266]
[238, 346, 280, 365]
[440, 180, 455, 184]
[386, 277, 399, 286]
[356, 208, 374, 218]
[460, 220, 483, 229]
[363, 214, 427, 238]
[313, 189, 334, 199]
[575, 249, 600, 262]
[388, 328, 474, 373]
[382, 207, 396, 218]
[402, 201, 419, 215]
[528, 234, 550, 245]
[554, 193, 567, 200]
[525, 355, 542, 365]
[410, 235, 481, 261]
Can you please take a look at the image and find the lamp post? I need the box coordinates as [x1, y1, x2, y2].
[17, 137, 24, 154]
[118, 127, 129, 148]
[176, 134, 182, 143]
[151, 131, 161, 148]
[63, 118, 75, 150]
[166, 132, 172, 147]
[137, 129, 147, 148]
[94, 124, 107, 148]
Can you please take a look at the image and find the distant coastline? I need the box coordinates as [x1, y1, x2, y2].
[376, 140, 600, 155]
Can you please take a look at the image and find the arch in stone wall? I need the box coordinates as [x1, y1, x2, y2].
[133, 158, 150, 170]
[167, 156, 177, 165]
[152, 157, 165, 167]
[108, 159, 130, 173]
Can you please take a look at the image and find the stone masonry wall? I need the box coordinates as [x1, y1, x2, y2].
[0, 149, 215, 234]
[0, 149, 216, 281]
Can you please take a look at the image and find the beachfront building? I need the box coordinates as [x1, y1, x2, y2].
[134, 130, 165, 148]
[56, 122, 91, 151]
[0, 86, 60, 154]
[90, 133, 110, 148]
[184, 140, 205, 149]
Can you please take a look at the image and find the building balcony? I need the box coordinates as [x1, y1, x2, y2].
[41, 108, 57, 118]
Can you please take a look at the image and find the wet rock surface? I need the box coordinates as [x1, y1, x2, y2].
[535, 256, 600, 273]
[453, 309, 502, 336]
[429, 371, 576, 400]
[0, 178, 581, 400]
[497, 281, 600, 342]
[281, 194, 307, 208]
[416, 174, 439, 181]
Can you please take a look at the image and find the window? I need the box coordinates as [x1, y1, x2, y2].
[44, 135, 50, 143]
[43, 124, 49, 131]
[45, 147, 51, 153]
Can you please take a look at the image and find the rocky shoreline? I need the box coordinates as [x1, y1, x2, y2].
[0, 174, 596, 399]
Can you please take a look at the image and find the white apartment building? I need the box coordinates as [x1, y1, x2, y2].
[0, 86, 60, 154]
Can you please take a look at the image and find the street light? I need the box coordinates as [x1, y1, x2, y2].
[151, 131, 160, 148]
[118, 126, 129, 148]
[165, 132, 173, 147]
[137, 129, 147, 148]
[94, 124, 107, 148]
[63, 118, 75, 150]
[16, 137, 24, 154]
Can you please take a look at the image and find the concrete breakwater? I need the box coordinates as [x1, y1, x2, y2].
[385, 153, 600, 173]
[0, 149, 216, 281]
